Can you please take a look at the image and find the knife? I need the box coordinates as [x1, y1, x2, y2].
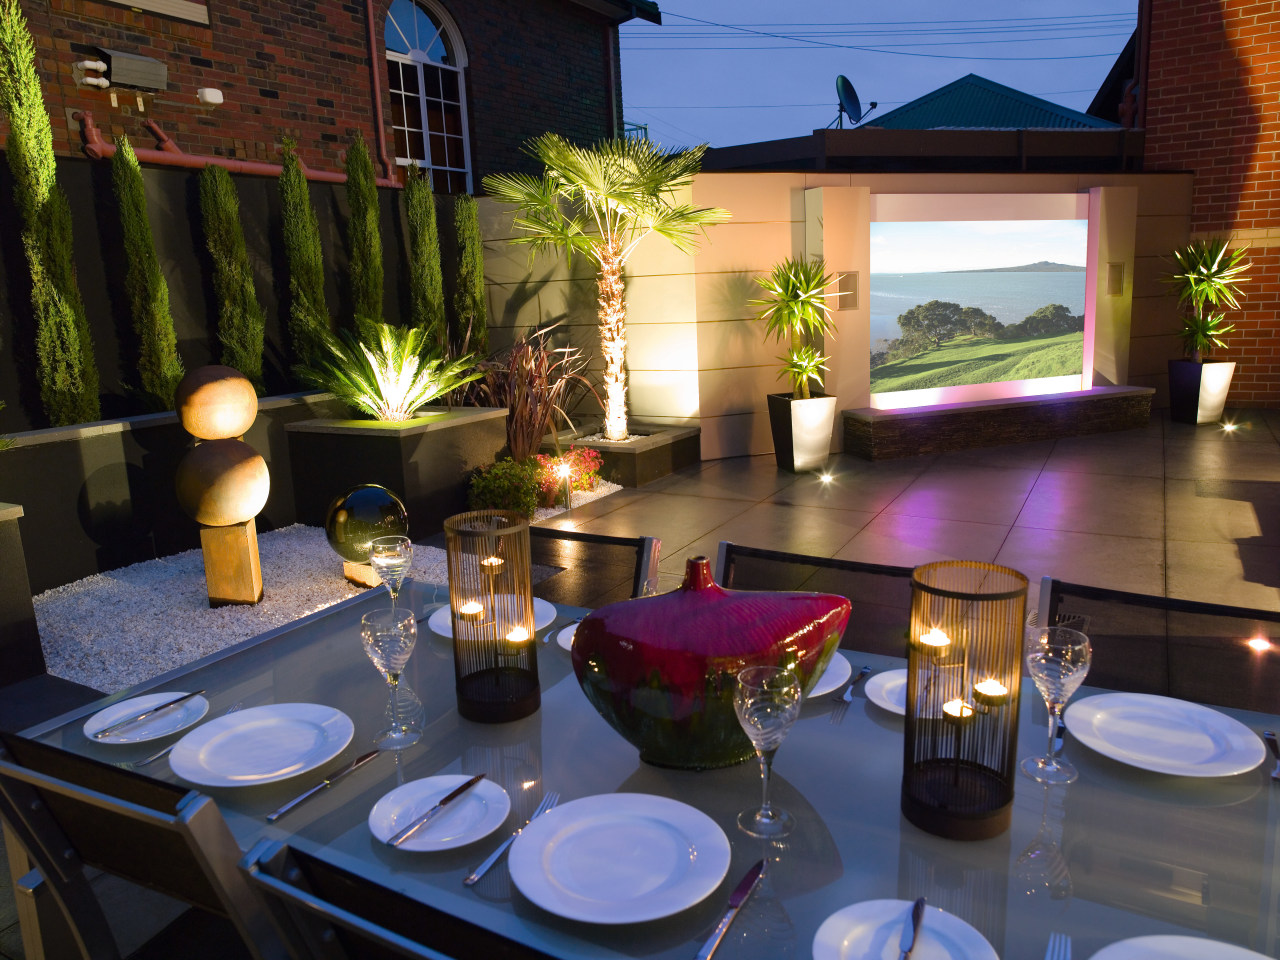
[899, 896, 927, 960]
[91, 690, 206, 740]
[694, 859, 764, 960]
[388, 773, 486, 847]
[265, 750, 380, 823]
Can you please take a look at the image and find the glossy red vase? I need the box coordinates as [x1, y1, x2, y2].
[572, 556, 851, 769]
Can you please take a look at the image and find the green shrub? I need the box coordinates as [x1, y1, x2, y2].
[199, 164, 265, 389]
[468, 458, 540, 518]
[112, 135, 183, 409]
[452, 193, 487, 358]
[345, 132, 382, 340]
[404, 167, 446, 351]
[279, 139, 329, 369]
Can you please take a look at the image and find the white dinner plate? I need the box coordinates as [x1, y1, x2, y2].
[812, 899, 998, 960]
[83, 692, 209, 744]
[1064, 692, 1265, 777]
[426, 597, 557, 638]
[508, 793, 731, 924]
[169, 703, 354, 787]
[864, 669, 907, 716]
[809, 653, 852, 699]
[1088, 935, 1271, 959]
[368, 775, 511, 851]
[556, 622, 578, 651]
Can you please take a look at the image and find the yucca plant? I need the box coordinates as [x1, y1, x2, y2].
[751, 257, 840, 399]
[1166, 238, 1251, 362]
[299, 321, 480, 421]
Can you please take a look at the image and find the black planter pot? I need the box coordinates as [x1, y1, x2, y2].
[1168, 359, 1236, 425]
[767, 392, 838, 473]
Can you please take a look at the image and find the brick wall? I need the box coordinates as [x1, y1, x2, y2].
[5, 0, 624, 183]
[1143, 0, 1280, 407]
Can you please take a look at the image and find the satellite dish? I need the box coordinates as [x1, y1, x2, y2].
[830, 75, 878, 128]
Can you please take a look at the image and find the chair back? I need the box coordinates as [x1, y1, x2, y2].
[714, 541, 915, 657]
[0, 733, 285, 960]
[529, 527, 660, 608]
[241, 840, 556, 960]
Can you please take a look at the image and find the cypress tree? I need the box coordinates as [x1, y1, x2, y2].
[112, 135, 183, 409]
[344, 131, 382, 339]
[278, 139, 329, 369]
[0, 0, 99, 424]
[198, 164, 265, 390]
[452, 193, 488, 358]
[404, 167, 446, 352]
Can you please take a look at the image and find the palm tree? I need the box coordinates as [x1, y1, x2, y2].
[484, 134, 729, 442]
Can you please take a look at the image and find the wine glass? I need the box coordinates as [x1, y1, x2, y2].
[1022, 625, 1091, 784]
[369, 536, 413, 608]
[734, 665, 802, 838]
[361, 608, 420, 749]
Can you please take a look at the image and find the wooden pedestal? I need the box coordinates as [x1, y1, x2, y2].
[200, 518, 264, 607]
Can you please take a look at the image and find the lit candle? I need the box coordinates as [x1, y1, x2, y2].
[458, 600, 484, 621]
[973, 678, 1009, 706]
[917, 627, 952, 654]
[480, 556, 504, 575]
[942, 698, 975, 723]
[505, 626, 530, 644]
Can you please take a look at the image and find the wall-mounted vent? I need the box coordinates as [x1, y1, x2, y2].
[98, 49, 168, 90]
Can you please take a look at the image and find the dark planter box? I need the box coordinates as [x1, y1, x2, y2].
[543, 423, 701, 487]
[767, 392, 838, 473]
[286, 406, 508, 537]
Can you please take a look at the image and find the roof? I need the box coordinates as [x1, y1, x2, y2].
[870, 74, 1118, 131]
[566, 0, 660, 25]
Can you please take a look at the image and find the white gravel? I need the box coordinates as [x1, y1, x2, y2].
[35, 483, 620, 693]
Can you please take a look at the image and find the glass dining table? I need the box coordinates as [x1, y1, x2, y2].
[20, 579, 1280, 959]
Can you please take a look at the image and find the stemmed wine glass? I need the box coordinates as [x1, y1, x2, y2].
[360, 607, 421, 749]
[734, 665, 802, 838]
[1022, 625, 1091, 784]
[369, 536, 413, 609]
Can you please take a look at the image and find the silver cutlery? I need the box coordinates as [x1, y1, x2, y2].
[266, 749, 381, 823]
[830, 666, 872, 725]
[1264, 730, 1280, 781]
[135, 700, 242, 767]
[899, 896, 926, 960]
[1044, 931, 1072, 960]
[91, 689, 206, 740]
[694, 859, 763, 960]
[388, 773, 486, 847]
[463, 790, 559, 886]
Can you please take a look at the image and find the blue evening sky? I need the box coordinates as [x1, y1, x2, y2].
[620, 2, 1137, 148]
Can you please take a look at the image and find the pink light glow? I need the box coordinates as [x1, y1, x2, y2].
[871, 374, 1086, 411]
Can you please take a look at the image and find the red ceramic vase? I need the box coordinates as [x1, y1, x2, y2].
[572, 556, 851, 769]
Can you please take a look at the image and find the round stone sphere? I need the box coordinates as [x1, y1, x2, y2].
[175, 365, 258, 440]
[175, 439, 271, 526]
[325, 484, 409, 563]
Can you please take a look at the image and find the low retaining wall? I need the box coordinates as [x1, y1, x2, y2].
[843, 386, 1155, 460]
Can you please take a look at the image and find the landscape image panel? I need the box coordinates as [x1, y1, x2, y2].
[869, 220, 1088, 395]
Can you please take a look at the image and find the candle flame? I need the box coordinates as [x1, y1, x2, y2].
[942, 698, 974, 719]
[920, 627, 951, 648]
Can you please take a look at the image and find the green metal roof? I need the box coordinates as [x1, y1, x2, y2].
[871, 74, 1118, 130]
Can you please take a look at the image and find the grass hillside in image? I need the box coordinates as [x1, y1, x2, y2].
[870, 332, 1083, 393]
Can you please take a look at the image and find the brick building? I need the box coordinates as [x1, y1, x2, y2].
[14, 0, 659, 189]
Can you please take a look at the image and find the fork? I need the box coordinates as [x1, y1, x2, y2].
[829, 666, 872, 725]
[135, 701, 243, 767]
[1044, 931, 1072, 960]
[463, 790, 560, 886]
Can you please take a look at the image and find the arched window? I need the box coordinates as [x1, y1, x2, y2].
[384, 0, 471, 193]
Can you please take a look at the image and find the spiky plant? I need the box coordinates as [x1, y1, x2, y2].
[403, 167, 446, 352]
[279, 139, 330, 369]
[1166, 238, 1251, 361]
[298, 321, 481, 421]
[345, 131, 382, 340]
[483, 134, 729, 441]
[452, 193, 488, 359]
[112, 135, 183, 409]
[199, 164, 265, 389]
[751, 257, 840, 399]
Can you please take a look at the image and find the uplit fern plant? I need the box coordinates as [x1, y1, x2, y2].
[299, 321, 481, 421]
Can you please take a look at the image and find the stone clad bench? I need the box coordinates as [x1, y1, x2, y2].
[843, 385, 1155, 460]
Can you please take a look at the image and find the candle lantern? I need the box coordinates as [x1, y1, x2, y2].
[903, 561, 1027, 840]
[444, 510, 539, 723]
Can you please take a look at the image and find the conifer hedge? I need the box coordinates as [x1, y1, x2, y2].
[345, 132, 382, 338]
[198, 164, 264, 389]
[279, 139, 329, 369]
[404, 167, 446, 352]
[453, 193, 488, 358]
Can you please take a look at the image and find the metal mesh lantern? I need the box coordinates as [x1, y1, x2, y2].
[444, 510, 540, 723]
[902, 561, 1028, 840]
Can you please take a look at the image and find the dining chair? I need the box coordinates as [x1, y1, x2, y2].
[714, 541, 915, 657]
[1036, 576, 1280, 713]
[0, 733, 287, 960]
[241, 839, 558, 960]
[528, 526, 660, 608]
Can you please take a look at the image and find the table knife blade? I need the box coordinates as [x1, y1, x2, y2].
[91, 690, 206, 739]
[265, 750, 380, 823]
[389, 773, 486, 847]
[694, 859, 764, 960]
[899, 896, 927, 959]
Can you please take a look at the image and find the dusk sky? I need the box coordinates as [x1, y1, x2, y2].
[620, 1, 1137, 149]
